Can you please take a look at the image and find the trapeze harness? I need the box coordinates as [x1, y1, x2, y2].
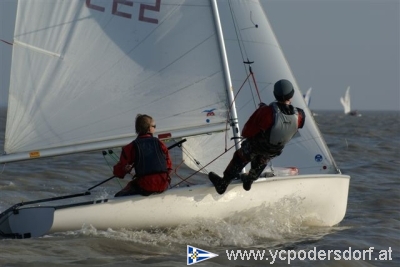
[269, 102, 299, 145]
[254, 102, 299, 156]
[132, 137, 168, 177]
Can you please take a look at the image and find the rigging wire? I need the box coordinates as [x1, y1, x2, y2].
[0, 39, 13, 46]
[106, 149, 120, 162]
[250, 11, 259, 28]
[167, 140, 205, 186]
[227, 2, 259, 108]
[221, 2, 265, 151]
[180, 146, 206, 172]
[223, 72, 252, 149]
[171, 139, 244, 188]
[101, 150, 122, 188]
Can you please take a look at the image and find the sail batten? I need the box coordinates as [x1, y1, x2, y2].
[13, 40, 62, 58]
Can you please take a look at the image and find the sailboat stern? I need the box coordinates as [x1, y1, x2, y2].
[0, 207, 55, 239]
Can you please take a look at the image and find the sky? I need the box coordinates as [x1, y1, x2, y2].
[0, 0, 14, 109]
[262, 0, 399, 111]
[0, 0, 399, 111]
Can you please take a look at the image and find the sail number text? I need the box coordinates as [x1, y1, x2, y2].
[86, 0, 161, 24]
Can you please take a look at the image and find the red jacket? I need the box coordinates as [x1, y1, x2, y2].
[241, 104, 305, 138]
[113, 134, 172, 193]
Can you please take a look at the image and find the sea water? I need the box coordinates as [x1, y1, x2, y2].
[0, 109, 399, 267]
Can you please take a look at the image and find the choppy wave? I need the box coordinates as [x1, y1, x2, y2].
[1, 110, 399, 266]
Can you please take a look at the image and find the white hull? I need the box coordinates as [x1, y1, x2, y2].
[1, 174, 350, 238]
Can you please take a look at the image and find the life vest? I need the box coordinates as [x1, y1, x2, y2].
[132, 137, 168, 177]
[268, 102, 299, 146]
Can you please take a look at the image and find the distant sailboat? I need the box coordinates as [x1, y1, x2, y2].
[303, 87, 312, 107]
[303, 87, 317, 116]
[340, 86, 361, 116]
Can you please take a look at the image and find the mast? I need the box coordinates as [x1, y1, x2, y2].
[210, 0, 241, 151]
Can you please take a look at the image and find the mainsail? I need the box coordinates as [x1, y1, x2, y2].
[2, 0, 234, 163]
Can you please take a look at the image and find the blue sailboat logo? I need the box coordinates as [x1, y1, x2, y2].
[187, 245, 218, 265]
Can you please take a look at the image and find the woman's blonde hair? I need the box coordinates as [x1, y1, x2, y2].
[135, 114, 153, 134]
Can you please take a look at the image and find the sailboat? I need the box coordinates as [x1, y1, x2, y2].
[0, 0, 350, 239]
[340, 86, 361, 116]
[303, 87, 317, 116]
[303, 87, 312, 107]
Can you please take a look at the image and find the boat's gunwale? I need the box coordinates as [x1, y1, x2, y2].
[12, 173, 350, 211]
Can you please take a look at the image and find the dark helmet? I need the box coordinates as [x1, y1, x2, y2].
[273, 79, 295, 101]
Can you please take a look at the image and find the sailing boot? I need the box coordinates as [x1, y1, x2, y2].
[242, 169, 258, 191]
[208, 172, 230, 195]
[242, 160, 267, 191]
[209, 149, 249, 194]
